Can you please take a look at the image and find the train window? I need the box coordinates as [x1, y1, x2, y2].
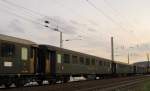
[86, 58, 90, 65]
[91, 58, 95, 65]
[63, 54, 70, 63]
[57, 54, 61, 63]
[21, 47, 28, 60]
[30, 47, 34, 58]
[79, 57, 84, 64]
[105, 62, 109, 66]
[103, 62, 106, 66]
[72, 55, 78, 64]
[1, 43, 15, 57]
[99, 61, 103, 66]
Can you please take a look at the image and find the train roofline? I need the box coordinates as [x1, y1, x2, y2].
[0, 34, 38, 46]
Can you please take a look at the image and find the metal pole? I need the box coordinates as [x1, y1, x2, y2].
[111, 37, 115, 74]
[147, 53, 149, 73]
[128, 53, 130, 64]
[60, 31, 63, 48]
[111, 37, 114, 61]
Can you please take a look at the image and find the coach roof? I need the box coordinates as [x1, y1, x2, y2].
[0, 34, 37, 45]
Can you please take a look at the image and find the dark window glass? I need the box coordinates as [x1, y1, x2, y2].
[103, 61, 106, 66]
[63, 54, 70, 63]
[1, 43, 15, 57]
[86, 58, 90, 65]
[91, 58, 95, 65]
[79, 57, 84, 64]
[104, 62, 109, 66]
[30, 47, 34, 58]
[99, 61, 103, 65]
[72, 56, 78, 64]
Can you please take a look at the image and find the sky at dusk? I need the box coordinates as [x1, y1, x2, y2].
[0, 0, 150, 63]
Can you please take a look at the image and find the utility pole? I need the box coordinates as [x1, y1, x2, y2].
[147, 53, 149, 73]
[54, 25, 63, 48]
[111, 37, 115, 74]
[60, 31, 63, 48]
[111, 37, 114, 61]
[44, 20, 63, 48]
[128, 53, 130, 64]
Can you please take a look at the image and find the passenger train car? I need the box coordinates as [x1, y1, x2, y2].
[0, 34, 38, 87]
[0, 34, 147, 87]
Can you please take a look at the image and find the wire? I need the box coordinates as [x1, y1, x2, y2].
[86, 0, 142, 49]
[0, 0, 62, 28]
[0, 4, 63, 34]
[86, 0, 129, 31]
[103, 0, 141, 38]
[0, 1, 37, 20]
[0, 1, 86, 37]
[1, 0, 107, 37]
[1, 0, 46, 18]
[103, 0, 139, 35]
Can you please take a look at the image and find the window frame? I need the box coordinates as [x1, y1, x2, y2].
[21, 47, 28, 60]
[1, 43, 15, 57]
[99, 60, 103, 66]
[72, 55, 78, 64]
[57, 53, 62, 63]
[79, 57, 84, 64]
[91, 58, 95, 65]
[85, 58, 90, 65]
[63, 54, 70, 64]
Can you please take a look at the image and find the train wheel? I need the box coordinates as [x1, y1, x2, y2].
[63, 77, 69, 83]
[14, 80, 26, 87]
[4, 83, 11, 88]
[48, 80, 55, 85]
[37, 80, 43, 86]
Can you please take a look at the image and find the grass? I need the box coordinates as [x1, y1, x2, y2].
[142, 79, 150, 91]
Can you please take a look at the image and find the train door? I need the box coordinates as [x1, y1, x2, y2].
[50, 51, 56, 76]
[133, 66, 136, 74]
[30, 46, 38, 73]
[112, 62, 116, 74]
[37, 47, 46, 74]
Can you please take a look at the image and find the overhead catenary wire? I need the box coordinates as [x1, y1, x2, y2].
[86, 0, 129, 32]
[103, 0, 142, 57]
[0, 0, 141, 40]
[1, 0, 47, 18]
[86, 0, 143, 61]
[103, 0, 140, 41]
[86, 0, 141, 47]
[0, 0, 65, 30]
[0, 1, 38, 21]
[103, 0, 136, 30]
[0, 1, 85, 47]
[0, 1, 57, 29]
[0, 3, 62, 33]
[1, 0, 115, 37]
[86, 0, 139, 42]
[0, 1, 85, 42]
[0, 0, 44, 23]
[0, 0, 145, 62]
[1, 0, 139, 42]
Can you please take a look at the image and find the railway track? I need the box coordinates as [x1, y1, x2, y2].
[76, 76, 148, 91]
[0, 75, 149, 91]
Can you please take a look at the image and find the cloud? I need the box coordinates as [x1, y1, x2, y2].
[7, 19, 25, 33]
[70, 20, 87, 27]
[70, 20, 80, 26]
[87, 28, 97, 32]
[37, 16, 78, 35]
[88, 20, 99, 26]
